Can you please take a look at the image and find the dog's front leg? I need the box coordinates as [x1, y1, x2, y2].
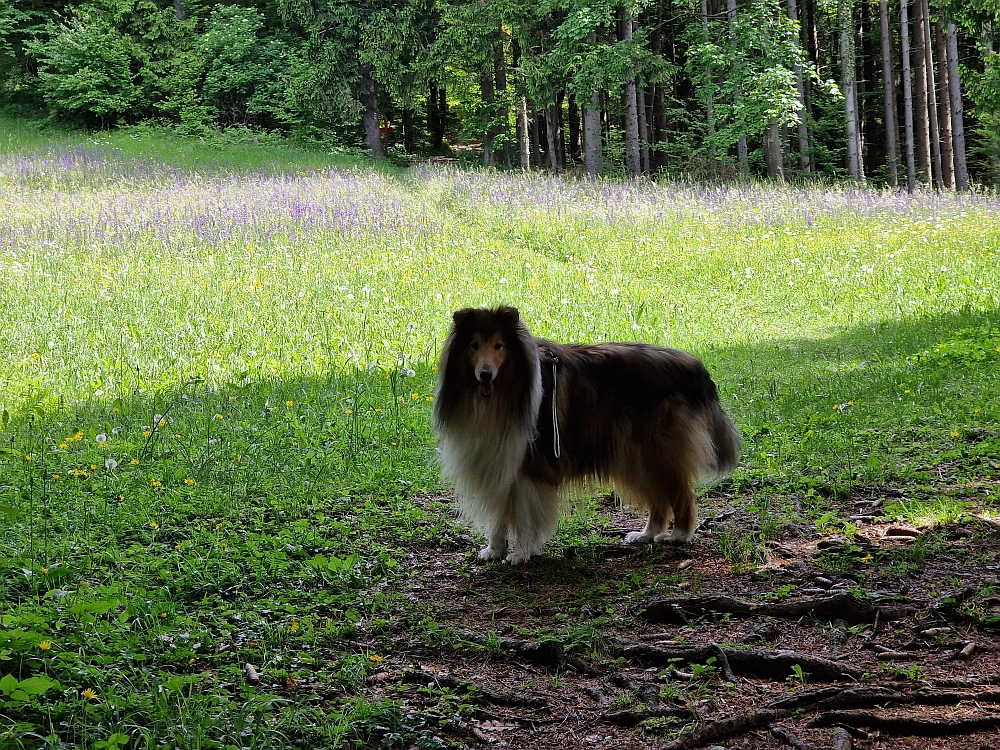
[477, 526, 507, 562]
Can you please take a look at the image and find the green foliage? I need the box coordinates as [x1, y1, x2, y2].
[201, 5, 293, 128]
[684, 0, 836, 164]
[965, 50, 1000, 183]
[30, 9, 140, 123]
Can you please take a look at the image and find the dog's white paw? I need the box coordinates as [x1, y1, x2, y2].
[504, 549, 534, 565]
[624, 530, 655, 544]
[478, 546, 505, 562]
[653, 531, 691, 545]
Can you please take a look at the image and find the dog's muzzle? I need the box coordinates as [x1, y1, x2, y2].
[477, 367, 494, 398]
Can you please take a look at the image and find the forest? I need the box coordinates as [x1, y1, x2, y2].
[1, 0, 997, 186]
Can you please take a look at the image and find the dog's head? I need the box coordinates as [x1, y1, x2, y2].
[447, 306, 522, 399]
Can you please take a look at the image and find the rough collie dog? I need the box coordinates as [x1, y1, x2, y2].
[433, 306, 741, 565]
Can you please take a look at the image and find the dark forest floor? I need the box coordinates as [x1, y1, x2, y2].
[355, 488, 1000, 750]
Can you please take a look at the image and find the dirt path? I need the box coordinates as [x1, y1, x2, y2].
[360, 491, 1000, 749]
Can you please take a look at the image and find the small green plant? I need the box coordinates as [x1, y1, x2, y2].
[787, 664, 808, 686]
[889, 664, 927, 681]
[691, 657, 719, 680]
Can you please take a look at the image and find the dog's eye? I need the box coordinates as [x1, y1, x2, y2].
[470, 342, 479, 351]
[494, 342, 504, 351]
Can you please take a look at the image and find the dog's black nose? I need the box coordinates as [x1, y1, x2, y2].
[478, 367, 493, 382]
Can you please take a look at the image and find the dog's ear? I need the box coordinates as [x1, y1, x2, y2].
[452, 308, 475, 329]
[496, 306, 520, 328]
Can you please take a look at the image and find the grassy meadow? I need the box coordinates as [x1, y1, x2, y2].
[1, 117, 999, 748]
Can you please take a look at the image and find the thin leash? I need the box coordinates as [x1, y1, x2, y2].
[549, 355, 561, 459]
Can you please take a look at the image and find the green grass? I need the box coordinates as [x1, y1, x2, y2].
[0, 117, 999, 747]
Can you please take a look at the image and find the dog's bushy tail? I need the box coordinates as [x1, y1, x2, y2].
[695, 401, 741, 479]
[710, 403, 741, 474]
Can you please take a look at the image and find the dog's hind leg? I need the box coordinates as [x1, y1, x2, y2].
[506, 479, 560, 565]
[621, 469, 697, 545]
[623, 497, 671, 544]
[652, 474, 697, 544]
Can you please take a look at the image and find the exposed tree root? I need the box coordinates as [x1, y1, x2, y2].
[830, 727, 854, 750]
[497, 638, 565, 668]
[641, 592, 917, 625]
[659, 683, 1000, 748]
[620, 643, 864, 681]
[768, 724, 805, 749]
[806, 710, 1000, 735]
[708, 642, 738, 686]
[657, 708, 796, 750]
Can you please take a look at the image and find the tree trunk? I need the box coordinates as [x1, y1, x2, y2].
[651, 23, 667, 171]
[701, 0, 717, 167]
[401, 108, 414, 153]
[531, 111, 542, 168]
[638, 84, 650, 174]
[879, 0, 898, 187]
[899, 0, 916, 191]
[946, 21, 968, 191]
[517, 98, 530, 169]
[481, 68, 496, 167]
[764, 119, 784, 181]
[427, 82, 439, 145]
[787, 0, 811, 173]
[568, 94, 581, 163]
[427, 83, 447, 154]
[555, 90, 566, 169]
[859, 0, 871, 176]
[173, 0, 185, 20]
[653, 82, 666, 171]
[935, 20, 953, 187]
[545, 103, 561, 173]
[512, 40, 530, 169]
[584, 91, 602, 175]
[804, 0, 817, 151]
[920, 0, 942, 189]
[494, 37, 511, 168]
[621, 10, 642, 177]
[727, 0, 748, 177]
[584, 31, 603, 175]
[912, 0, 930, 182]
[839, 0, 863, 182]
[359, 65, 386, 159]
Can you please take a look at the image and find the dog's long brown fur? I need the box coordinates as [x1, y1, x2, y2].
[434, 306, 740, 564]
